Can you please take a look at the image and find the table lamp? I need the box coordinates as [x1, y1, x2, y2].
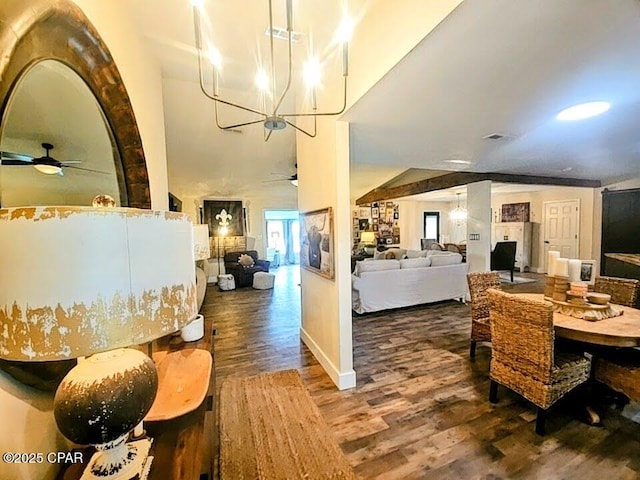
[193, 223, 211, 263]
[180, 223, 211, 342]
[0, 206, 197, 480]
[360, 231, 376, 255]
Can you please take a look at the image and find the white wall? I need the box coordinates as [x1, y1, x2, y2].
[297, 0, 461, 390]
[491, 186, 597, 271]
[73, 0, 169, 209]
[396, 200, 452, 250]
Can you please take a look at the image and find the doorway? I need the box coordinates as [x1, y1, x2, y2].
[265, 210, 300, 266]
[542, 199, 580, 272]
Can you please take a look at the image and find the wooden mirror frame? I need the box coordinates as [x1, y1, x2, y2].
[0, 0, 151, 208]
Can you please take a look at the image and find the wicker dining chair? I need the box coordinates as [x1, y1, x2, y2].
[593, 349, 640, 406]
[486, 289, 592, 435]
[466, 271, 501, 360]
[594, 276, 640, 307]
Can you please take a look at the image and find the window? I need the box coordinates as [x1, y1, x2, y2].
[423, 212, 440, 241]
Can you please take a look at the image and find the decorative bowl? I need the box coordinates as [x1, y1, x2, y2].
[587, 293, 611, 305]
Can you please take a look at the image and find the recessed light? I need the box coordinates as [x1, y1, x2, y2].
[444, 159, 471, 165]
[556, 101, 610, 121]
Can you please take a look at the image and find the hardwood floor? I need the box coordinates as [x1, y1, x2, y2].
[205, 267, 640, 479]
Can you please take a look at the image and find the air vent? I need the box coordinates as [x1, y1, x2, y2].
[482, 132, 507, 140]
[265, 27, 304, 43]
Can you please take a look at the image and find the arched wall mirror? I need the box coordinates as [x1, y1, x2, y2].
[0, 0, 151, 210]
[0, 0, 152, 388]
[0, 60, 122, 207]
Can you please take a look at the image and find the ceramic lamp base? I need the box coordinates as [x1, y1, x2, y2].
[80, 436, 153, 480]
[180, 314, 204, 342]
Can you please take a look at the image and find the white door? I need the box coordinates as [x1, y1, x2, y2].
[543, 200, 579, 272]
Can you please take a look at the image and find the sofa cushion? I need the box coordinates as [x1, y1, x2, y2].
[430, 252, 463, 266]
[405, 249, 423, 259]
[400, 257, 431, 269]
[356, 259, 400, 275]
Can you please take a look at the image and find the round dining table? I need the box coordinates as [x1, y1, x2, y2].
[519, 293, 640, 347]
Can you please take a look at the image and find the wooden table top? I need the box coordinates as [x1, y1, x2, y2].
[519, 293, 640, 347]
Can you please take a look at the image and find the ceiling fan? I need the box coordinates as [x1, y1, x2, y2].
[264, 164, 298, 187]
[0, 142, 109, 176]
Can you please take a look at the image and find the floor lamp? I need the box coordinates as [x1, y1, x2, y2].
[217, 225, 228, 275]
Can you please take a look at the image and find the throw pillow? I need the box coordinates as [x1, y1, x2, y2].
[238, 254, 255, 267]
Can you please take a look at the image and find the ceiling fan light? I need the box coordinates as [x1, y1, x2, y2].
[34, 164, 62, 175]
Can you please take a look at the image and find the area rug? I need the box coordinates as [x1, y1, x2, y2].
[499, 273, 537, 284]
[219, 369, 357, 480]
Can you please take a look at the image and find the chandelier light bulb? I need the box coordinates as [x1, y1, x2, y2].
[207, 45, 222, 69]
[335, 16, 354, 43]
[303, 58, 321, 88]
[255, 69, 270, 92]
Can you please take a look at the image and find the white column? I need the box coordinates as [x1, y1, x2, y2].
[466, 181, 492, 272]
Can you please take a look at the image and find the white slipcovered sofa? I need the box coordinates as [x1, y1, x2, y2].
[352, 250, 469, 314]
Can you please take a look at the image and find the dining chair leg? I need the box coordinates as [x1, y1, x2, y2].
[535, 407, 546, 435]
[489, 380, 499, 404]
[510, 269, 514, 283]
[470, 341, 477, 360]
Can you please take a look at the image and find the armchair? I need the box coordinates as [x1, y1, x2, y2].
[491, 241, 517, 282]
[224, 250, 270, 288]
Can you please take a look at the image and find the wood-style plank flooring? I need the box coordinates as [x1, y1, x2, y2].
[204, 266, 640, 479]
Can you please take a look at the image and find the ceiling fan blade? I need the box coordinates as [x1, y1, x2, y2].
[1, 151, 34, 163]
[60, 161, 82, 165]
[62, 165, 110, 174]
[261, 178, 288, 183]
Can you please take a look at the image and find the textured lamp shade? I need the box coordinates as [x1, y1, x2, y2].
[0, 206, 198, 361]
[194, 224, 211, 261]
[0, 206, 198, 478]
[360, 231, 376, 244]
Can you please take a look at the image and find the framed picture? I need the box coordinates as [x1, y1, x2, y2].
[501, 202, 530, 222]
[386, 201, 393, 208]
[203, 200, 244, 237]
[372, 224, 378, 232]
[371, 207, 379, 218]
[358, 219, 369, 230]
[580, 260, 596, 285]
[358, 207, 371, 219]
[300, 207, 334, 280]
[372, 217, 378, 225]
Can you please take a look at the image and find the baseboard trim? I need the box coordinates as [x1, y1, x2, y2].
[300, 327, 356, 390]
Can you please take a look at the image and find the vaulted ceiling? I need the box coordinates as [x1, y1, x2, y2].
[125, 0, 640, 203]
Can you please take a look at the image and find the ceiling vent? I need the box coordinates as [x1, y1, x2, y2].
[265, 27, 304, 43]
[482, 132, 507, 140]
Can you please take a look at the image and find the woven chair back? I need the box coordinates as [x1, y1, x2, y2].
[594, 276, 640, 307]
[467, 272, 501, 321]
[487, 289, 555, 383]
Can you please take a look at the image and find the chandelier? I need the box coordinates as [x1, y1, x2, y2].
[191, 0, 353, 141]
[450, 193, 467, 225]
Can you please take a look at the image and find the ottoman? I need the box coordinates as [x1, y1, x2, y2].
[218, 274, 236, 291]
[252, 272, 275, 290]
